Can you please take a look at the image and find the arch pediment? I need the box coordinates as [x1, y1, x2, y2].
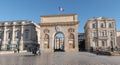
[41, 14, 78, 23]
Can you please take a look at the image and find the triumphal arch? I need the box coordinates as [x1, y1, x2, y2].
[40, 14, 79, 52]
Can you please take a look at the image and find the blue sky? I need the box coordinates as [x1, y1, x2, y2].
[0, 0, 120, 32]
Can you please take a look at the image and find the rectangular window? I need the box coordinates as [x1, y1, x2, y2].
[15, 31, 21, 38]
[100, 23, 105, 28]
[95, 41, 98, 46]
[25, 31, 29, 39]
[101, 31, 106, 37]
[101, 32, 105, 36]
[101, 23, 104, 28]
[8, 32, 12, 39]
[109, 23, 113, 28]
[92, 23, 96, 28]
[110, 32, 113, 36]
[92, 40, 98, 47]
[92, 32, 97, 37]
[102, 40, 107, 47]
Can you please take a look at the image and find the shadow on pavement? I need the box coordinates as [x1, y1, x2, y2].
[22, 54, 37, 57]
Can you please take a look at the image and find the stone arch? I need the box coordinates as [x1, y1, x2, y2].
[54, 32, 65, 52]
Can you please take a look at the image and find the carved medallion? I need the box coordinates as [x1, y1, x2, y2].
[55, 25, 61, 32]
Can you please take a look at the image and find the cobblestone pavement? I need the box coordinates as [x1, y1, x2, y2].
[0, 52, 120, 65]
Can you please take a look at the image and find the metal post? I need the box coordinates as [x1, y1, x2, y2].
[59, 38, 60, 50]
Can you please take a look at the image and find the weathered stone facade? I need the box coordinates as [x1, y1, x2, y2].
[0, 14, 79, 52]
[0, 14, 118, 53]
[0, 21, 40, 51]
[40, 14, 79, 52]
[116, 31, 120, 47]
[84, 17, 117, 51]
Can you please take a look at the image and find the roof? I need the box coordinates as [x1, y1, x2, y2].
[84, 17, 115, 29]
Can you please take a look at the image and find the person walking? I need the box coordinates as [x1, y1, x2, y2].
[17, 48, 20, 53]
[96, 48, 99, 55]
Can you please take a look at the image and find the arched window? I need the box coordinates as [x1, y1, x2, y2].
[44, 34, 49, 48]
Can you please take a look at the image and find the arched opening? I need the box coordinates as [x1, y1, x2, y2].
[44, 34, 49, 49]
[54, 33, 64, 52]
[68, 33, 75, 49]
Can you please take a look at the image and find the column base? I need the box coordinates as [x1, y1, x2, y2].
[19, 44, 24, 51]
[1, 44, 6, 50]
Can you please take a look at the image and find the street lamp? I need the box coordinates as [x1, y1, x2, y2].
[0, 38, 2, 50]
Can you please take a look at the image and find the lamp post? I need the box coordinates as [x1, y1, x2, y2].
[0, 38, 1, 50]
[18, 39, 20, 53]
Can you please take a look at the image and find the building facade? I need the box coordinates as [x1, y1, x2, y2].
[84, 17, 117, 51]
[116, 31, 120, 47]
[40, 14, 79, 52]
[0, 14, 79, 52]
[0, 21, 40, 51]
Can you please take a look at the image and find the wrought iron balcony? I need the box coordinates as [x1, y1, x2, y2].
[98, 36, 109, 39]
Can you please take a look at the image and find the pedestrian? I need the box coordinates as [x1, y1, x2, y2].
[36, 47, 41, 55]
[96, 48, 99, 55]
[18, 48, 20, 53]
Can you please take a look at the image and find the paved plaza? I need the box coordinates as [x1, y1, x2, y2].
[0, 52, 120, 65]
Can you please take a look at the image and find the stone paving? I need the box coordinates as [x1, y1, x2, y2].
[0, 52, 120, 65]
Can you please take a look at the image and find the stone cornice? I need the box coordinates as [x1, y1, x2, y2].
[40, 21, 79, 27]
[41, 14, 77, 17]
[0, 24, 35, 27]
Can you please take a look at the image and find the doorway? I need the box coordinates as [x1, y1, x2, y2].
[79, 40, 85, 51]
[54, 33, 64, 52]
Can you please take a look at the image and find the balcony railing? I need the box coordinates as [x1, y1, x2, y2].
[98, 36, 108, 39]
[92, 36, 109, 39]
